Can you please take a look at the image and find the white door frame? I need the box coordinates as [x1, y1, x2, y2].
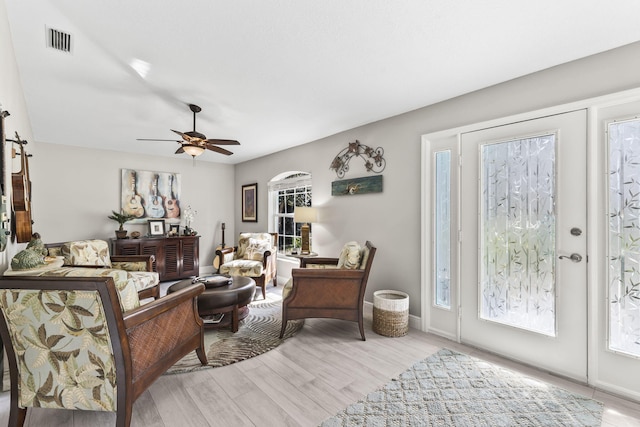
[421, 87, 640, 400]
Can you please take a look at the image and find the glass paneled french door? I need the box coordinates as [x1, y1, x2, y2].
[459, 110, 588, 381]
[595, 99, 640, 399]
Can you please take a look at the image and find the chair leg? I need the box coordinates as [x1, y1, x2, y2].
[279, 318, 287, 339]
[358, 316, 366, 341]
[116, 400, 133, 427]
[9, 405, 26, 427]
[196, 346, 207, 365]
[255, 277, 266, 299]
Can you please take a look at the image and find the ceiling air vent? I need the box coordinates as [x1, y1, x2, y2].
[46, 27, 72, 53]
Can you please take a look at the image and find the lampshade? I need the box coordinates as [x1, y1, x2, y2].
[294, 207, 318, 224]
[182, 144, 205, 157]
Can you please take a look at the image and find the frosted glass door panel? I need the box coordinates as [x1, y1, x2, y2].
[609, 118, 640, 357]
[480, 135, 556, 336]
[435, 150, 451, 308]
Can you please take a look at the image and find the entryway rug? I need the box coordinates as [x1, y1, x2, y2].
[320, 348, 603, 427]
[165, 299, 303, 374]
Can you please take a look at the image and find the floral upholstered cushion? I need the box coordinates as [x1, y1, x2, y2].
[111, 260, 147, 272]
[337, 241, 362, 269]
[219, 259, 264, 277]
[61, 240, 112, 268]
[126, 271, 160, 293]
[243, 238, 272, 261]
[359, 244, 371, 269]
[46, 246, 62, 257]
[236, 233, 273, 260]
[0, 288, 117, 412]
[4, 267, 140, 312]
[282, 277, 293, 299]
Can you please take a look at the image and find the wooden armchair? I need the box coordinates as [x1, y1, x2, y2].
[280, 241, 376, 341]
[0, 275, 207, 427]
[216, 232, 278, 299]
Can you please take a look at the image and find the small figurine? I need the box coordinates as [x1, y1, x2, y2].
[11, 232, 47, 270]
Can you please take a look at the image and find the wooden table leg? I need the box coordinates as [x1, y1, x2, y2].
[231, 305, 239, 332]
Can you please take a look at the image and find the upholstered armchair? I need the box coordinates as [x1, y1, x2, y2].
[280, 241, 376, 341]
[46, 239, 160, 300]
[216, 232, 278, 299]
[0, 275, 207, 427]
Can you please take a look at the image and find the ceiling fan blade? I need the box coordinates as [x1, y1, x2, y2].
[205, 143, 233, 156]
[175, 146, 185, 154]
[171, 129, 195, 142]
[137, 138, 182, 142]
[205, 138, 240, 146]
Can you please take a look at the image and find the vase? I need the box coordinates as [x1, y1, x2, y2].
[115, 230, 128, 239]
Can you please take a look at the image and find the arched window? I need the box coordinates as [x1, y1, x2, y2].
[268, 171, 312, 252]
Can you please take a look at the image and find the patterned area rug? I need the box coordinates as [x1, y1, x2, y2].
[166, 299, 303, 374]
[321, 349, 603, 427]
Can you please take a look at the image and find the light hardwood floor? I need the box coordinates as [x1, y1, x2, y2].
[1, 284, 640, 426]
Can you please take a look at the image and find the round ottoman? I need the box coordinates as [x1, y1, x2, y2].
[167, 275, 256, 332]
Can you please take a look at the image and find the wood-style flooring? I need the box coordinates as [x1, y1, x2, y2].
[1, 284, 640, 426]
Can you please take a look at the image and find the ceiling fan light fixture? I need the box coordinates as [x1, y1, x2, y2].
[182, 144, 205, 157]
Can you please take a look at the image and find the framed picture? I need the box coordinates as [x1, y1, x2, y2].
[169, 224, 180, 235]
[148, 219, 166, 236]
[121, 169, 181, 223]
[242, 183, 258, 222]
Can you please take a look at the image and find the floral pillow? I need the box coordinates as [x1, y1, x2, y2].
[61, 240, 112, 267]
[244, 238, 272, 261]
[337, 241, 362, 269]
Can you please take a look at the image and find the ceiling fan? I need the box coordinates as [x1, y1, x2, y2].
[137, 104, 240, 157]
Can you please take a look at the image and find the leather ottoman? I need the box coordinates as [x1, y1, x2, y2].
[168, 275, 256, 332]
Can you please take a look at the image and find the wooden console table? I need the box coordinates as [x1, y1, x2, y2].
[111, 235, 199, 281]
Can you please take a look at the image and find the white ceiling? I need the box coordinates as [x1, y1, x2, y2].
[5, 0, 640, 164]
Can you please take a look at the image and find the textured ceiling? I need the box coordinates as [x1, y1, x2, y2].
[5, 0, 640, 164]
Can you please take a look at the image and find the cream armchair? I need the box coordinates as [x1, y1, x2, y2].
[0, 275, 206, 427]
[215, 232, 277, 299]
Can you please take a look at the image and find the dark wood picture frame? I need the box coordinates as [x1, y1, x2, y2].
[242, 183, 258, 222]
[169, 224, 180, 235]
[148, 219, 166, 236]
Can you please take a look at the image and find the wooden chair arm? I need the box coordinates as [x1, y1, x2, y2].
[300, 257, 339, 268]
[216, 247, 236, 256]
[123, 283, 204, 329]
[111, 254, 156, 272]
[215, 246, 236, 268]
[262, 250, 274, 267]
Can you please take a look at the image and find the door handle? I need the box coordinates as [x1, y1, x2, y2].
[559, 253, 582, 263]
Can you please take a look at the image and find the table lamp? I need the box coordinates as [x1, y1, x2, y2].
[294, 207, 318, 254]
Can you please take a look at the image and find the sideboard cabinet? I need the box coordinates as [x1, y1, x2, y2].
[111, 236, 199, 281]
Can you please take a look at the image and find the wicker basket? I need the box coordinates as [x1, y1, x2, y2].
[373, 290, 409, 337]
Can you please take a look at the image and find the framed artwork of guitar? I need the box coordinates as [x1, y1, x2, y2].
[164, 174, 180, 218]
[120, 169, 181, 222]
[146, 174, 165, 218]
[122, 170, 145, 218]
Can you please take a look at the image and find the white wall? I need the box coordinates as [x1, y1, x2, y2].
[235, 41, 640, 317]
[29, 143, 235, 271]
[0, 0, 34, 270]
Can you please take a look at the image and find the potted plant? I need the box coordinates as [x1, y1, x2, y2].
[108, 210, 136, 239]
